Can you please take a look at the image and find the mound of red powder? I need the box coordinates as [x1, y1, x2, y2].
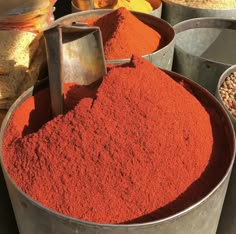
[3, 56, 228, 224]
[85, 7, 162, 60]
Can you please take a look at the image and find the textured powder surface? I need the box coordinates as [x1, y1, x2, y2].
[3, 56, 228, 224]
[85, 7, 161, 60]
[167, 0, 236, 9]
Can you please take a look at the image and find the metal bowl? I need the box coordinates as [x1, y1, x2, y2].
[161, 0, 236, 25]
[0, 71, 235, 234]
[216, 66, 236, 234]
[173, 17, 236, 94]
[215, 65, 236, 130]
[57, 9, 174, 70]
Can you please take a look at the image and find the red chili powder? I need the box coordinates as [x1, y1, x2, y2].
[83, 7, 162, 60]
[3, 56, 229, 224]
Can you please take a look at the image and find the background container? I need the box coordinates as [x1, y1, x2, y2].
[0, 71, 235, 234]
[161, 0, 236, 26]
[71, 0, 162, 18]
[215, 64, 236, 130]
[214, 64, 236, 232]
[216, 64, 236, 234]
[56, 9, 175, 70]
[173, 17, 236, 94]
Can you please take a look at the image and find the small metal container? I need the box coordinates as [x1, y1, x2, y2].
[62, 9, 174, 70]
[0, 71, 235, 234]
[147, 0, 162, 17]
[215, 65, 236, 131]
[71, 0, 162, 18]
[216, 67, 236, 234]
[173, 17, 236, 94]
[161, 0, 236, 25]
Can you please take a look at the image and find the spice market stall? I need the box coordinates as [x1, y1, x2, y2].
[1, 1, 236, 234]
[0, 6, 236, 234]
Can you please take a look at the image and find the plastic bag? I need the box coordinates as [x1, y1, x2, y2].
[0, 0, 56, 32]
[0, 0, 56, 17]
[0, 0, 56, 109]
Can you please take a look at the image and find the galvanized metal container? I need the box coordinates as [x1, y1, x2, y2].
[0, 71, 235, 234]
[71, 0, 162, 18]
[55, 9, 175, 70]
[215, 65, 236, 130]
[216, 65, 236, 234]
[161, 0, 236, 26]
[173, 17, 236, 94]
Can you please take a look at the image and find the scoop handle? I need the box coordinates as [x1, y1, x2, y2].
[44, 25, 64, 117]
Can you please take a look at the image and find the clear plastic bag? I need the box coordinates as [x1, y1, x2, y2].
[0, 0, 55, 17]
[0, 0, 57, 32]
[0, 0, 56, 109]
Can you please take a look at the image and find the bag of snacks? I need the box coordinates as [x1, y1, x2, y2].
[0, 0, 56, 109]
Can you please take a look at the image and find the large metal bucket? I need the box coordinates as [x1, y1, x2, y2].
[0, 70, 235, 234]
[54, 9, 175, 70]
[161, 0, 236, 26]
[173, 17, 236, 94]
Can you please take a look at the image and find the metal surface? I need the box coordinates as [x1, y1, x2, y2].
[56, 9, 175, 70]
[71, 1, 162, 17]
[44, 25, 64, 117]
[173, 17, 236, 95]
[162, 0, 236, 26]
[0, 168, 19, 234]
[0, 71, 235, 234]
[44, 24, 106, 116]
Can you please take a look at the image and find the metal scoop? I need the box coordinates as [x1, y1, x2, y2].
[44, 24, 106, 117]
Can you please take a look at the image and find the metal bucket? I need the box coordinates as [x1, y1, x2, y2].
[147, 0, 162, 17]
[71, 0, 162, 18]
[215, 65, 236, 130]
[54, 9, 175, 70]
[0, 70, 235, 234]
[173, 17, 236, 95]
[161, 0, 236, 26]
[216, 65, 236, 234]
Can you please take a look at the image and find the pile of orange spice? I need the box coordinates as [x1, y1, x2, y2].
[3, 56, 230, 224]
[84, 7, 162, 60]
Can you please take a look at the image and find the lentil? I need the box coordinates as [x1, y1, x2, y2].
[219, 72, 236, 118]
